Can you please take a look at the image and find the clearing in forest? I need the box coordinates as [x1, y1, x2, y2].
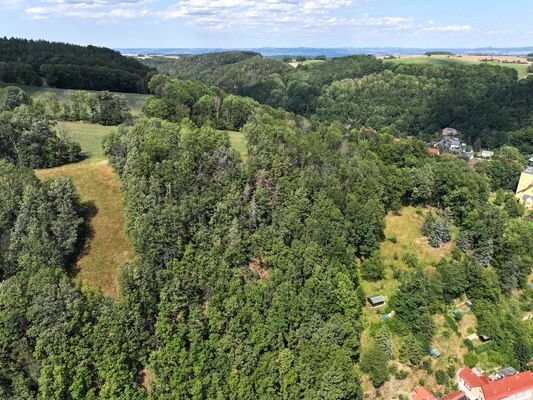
[360, 206, 457, 398]
[36, 123, 133, 298]
[227, 130, 248, 159]
[0, 83, 148, 115]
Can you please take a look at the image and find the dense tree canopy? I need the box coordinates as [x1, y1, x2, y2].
[0, 37, 153, 92]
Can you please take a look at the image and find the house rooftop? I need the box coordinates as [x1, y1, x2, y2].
[441, 390, 467, 400]
[367, 295, 385, 305]
[494, 367, 518, 378]
[459, 367, 490, 388]
[482, 371, 533, 400]
[413, 386, 437, 400]
[429, 348, 442, 357]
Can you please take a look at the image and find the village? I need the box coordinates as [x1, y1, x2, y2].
[427, 128, 533, 210]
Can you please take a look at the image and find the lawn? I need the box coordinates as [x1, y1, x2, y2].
[35, 122, 132, 298]
[0, 83, 148, 114]
[57, 121, 116, 160]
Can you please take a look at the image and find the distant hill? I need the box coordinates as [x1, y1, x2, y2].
[118, 46, 533, 58]
[0, 38, 153, 93]
[142, 51, 264, 84]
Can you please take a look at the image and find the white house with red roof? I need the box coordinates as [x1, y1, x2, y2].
[457, 367, 490, 400]
[481, 371, 533, 400]
[456, 367, 533, 400]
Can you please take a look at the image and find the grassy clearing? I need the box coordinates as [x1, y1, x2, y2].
[226, 131, 248, 160]
[36, 160, 132, 298]
[360, 206, 458, 397]
[36, 122, 132, 297]
[58, 121, 116, 160]
[0, 83, 148, 114]
[385, 56, 532, 79]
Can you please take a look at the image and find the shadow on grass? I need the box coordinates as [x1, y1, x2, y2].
[66, 200, 98, 279]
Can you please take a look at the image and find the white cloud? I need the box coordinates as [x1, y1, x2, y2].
[24, 0, 150, 19]
[159, 0, 411, 33]
[485, 29, 508, 35]
[422, 24, 473, 32]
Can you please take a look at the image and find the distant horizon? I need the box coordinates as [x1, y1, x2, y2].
[115, 45, 533, 57]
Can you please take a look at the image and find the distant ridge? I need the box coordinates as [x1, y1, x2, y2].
[117, 46, 533, 58]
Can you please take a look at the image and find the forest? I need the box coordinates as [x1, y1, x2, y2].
[0, 47, 532, 399]
[145, 51, 533, 151]
[0, 38, 153, 93]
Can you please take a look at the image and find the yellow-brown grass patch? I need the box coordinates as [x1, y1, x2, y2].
[36, 160, 133, 297]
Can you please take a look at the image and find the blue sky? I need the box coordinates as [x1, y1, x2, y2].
[1, 0, 532, 48]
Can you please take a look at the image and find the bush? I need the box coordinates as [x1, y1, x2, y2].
[422, 212, 451, 248]
[445, 314, 460, 335]
[395, 370, 409, 380]
[447, 365, 456, 378]
[435, 370, 449, 385]
[463, 339, 475, 351]
[464, 352, 478, 368]
[402, 253, 419, 268]
[361, 252, 386, 281]
[361, 346, 390, 388]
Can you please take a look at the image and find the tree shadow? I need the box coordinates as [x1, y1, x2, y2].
[66, 200, 98, 279]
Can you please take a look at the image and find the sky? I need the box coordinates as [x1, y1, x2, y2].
[1, 0, 532, 49]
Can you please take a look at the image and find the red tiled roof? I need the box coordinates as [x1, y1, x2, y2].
[482, 371, 533, 400]
[441, 390, 466, 400]
[413, 386, 437, 400]
[427, 147, 440, 154]
[459, 367, 490, 388]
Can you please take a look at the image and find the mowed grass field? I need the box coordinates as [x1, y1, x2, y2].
[385, 56, 532, 79]
[58, 121, 115, 160]
[36, 121, 133, 298]
[0, 83, 148, 114]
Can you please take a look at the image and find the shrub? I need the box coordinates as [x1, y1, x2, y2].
[422, 212, 451, 248]
[464, 352, 478, 368]
[402, 253, 419, 268]
[463, 339, 475, 351]
[447, 365, 457, 378]
[435, 370, 449, 385]
[361, 346, 390, 388]
[395, 370, 409, 380]
[361, 252, 386, 281]
[445, 314, 460, 335]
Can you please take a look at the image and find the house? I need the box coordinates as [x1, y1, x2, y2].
[481, 370, 533, 400]
[367, 295, 385, 308]
[442, 390, 468, 400]
[413, 386, 438, 400]
[429, 348, 442, 358]
[450, 139, 462, 151]
[481, 150, 494, 158]
[428, 147, 441, 155]
[443, 127, 459, 136]
[515, 157, 533, 209]
[460, 150, 475, 160]
[457, 367, 490, 400]
[479, 335, 491, 343]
